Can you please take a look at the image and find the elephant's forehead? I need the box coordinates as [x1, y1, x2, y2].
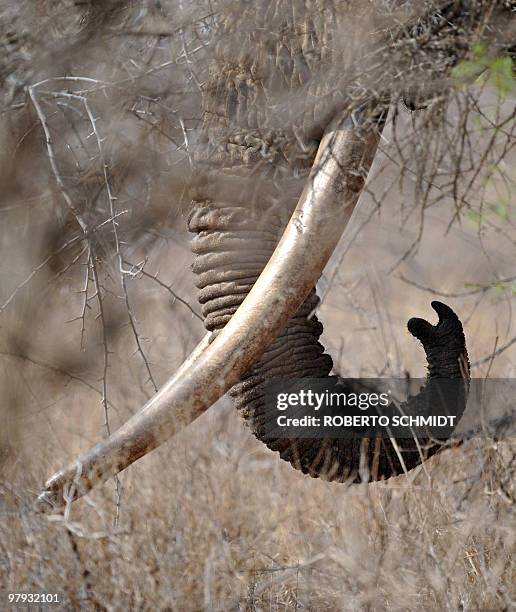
[196, 0, 512, 174]
[199, 1, 375, 173]
[204, 1, 369, 121]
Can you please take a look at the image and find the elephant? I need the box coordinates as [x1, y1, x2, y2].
[36, 0, 514, 509]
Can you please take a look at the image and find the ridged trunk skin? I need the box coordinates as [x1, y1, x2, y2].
[187, 0, 470, 482]
[187, 183, 469, 482]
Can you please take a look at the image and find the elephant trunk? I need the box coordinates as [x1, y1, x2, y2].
[189, 177, 470, 482]
[187, 182, 332, 369]
[36, 110, 383, 510]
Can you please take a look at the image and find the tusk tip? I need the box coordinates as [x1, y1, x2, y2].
[34, 475, 65, 512]
[34, 468, 77, 513]
[34, 489, 59, 514]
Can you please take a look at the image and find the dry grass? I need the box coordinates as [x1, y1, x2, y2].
[1, 1, 515, 610]
[1, 427, 515, 610]
[0, 191, 514, 610]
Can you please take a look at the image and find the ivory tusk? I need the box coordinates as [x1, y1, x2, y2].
[36, 104, 386, 511]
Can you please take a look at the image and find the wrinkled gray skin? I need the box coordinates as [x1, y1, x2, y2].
[184, 0, 495, 481]
[32, 2, 514, 506]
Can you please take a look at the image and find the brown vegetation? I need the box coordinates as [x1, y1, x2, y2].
[0, 1, 514, 610]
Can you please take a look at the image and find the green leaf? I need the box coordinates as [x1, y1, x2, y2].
[452, 59, 485, 82]
[488, 56, 515, 97]
[493, 281, 507, 294]
[472, 42, 487, 60]
[467, 210, 482, 227]
[494, 199, 509, 221]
